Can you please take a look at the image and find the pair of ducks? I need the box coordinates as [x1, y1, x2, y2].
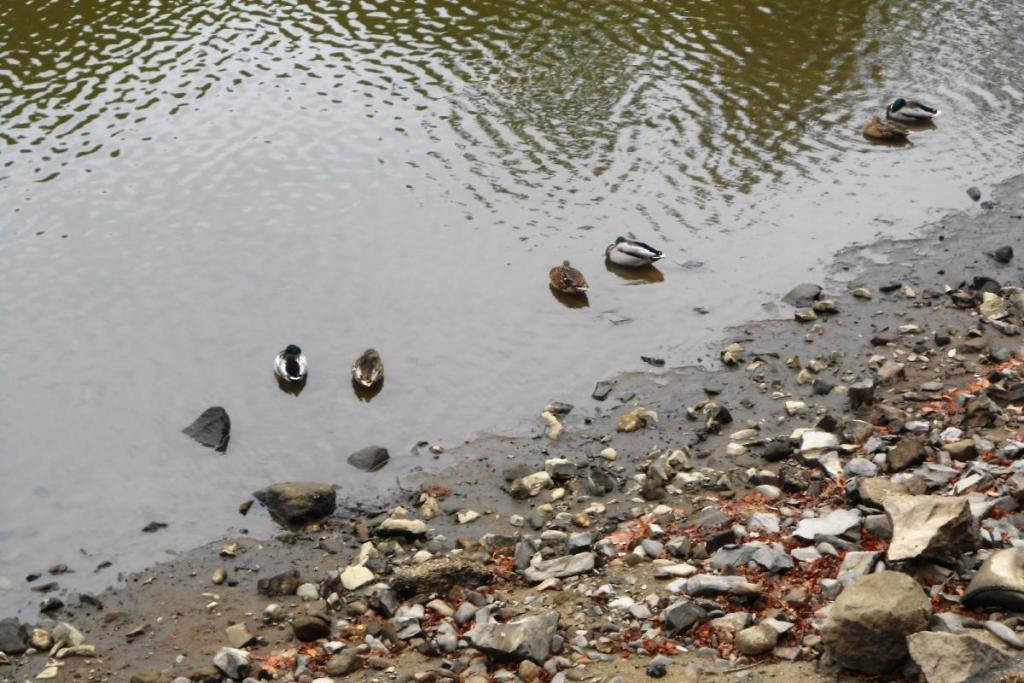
[863, 97, 941, 141]
[274, 345, 384, 388]
[550, 236, 663, 295]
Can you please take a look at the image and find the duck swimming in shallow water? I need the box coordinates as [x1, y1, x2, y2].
[886, 98, 940, 123]
[274, 344, 307, 383]
[549, 260, 589, 295]
[863, 117, 910, 142]
[605, 236, 664, 267]
[352, 348, 384, 388]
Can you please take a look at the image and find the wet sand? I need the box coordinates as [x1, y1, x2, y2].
[3, 177, 1024, 681]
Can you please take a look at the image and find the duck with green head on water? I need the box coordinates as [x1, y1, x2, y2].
[605, 236, 664, 267]
[886, 98, 940, 123]
[274, 344, 308, 383]
[352, 348, 384, 388]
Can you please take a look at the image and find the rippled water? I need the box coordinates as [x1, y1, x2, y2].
[2, 0, 1023, 612]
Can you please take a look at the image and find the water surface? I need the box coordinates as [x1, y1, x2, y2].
[2, 0, 1023, 612]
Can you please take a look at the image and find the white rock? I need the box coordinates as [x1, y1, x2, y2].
[341, 565, 375, 590]
[801, 431, 839, 453]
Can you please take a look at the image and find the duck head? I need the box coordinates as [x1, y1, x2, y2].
[284, 344, 302, 356]
[888, 97, 907, 113]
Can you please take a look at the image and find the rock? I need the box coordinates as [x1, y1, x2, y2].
[391, 557, 494, 597]
[967, 186, 981, 201]
[182, 406, 231, 452]
[800, 431, 838, 453]
[837, 551, 881, 587]
[822, 571, 931, 674]
[257, 569, 301, 596]
[29, 627, 52, 650]
[292, 614, 331, 642]
[129, 674, 174, 683]
[377, 518, 428, 537]
[141, 521, 167, 533]
[341, 565, 375, 590]
[908, 631, 1013, 683]
[347, 445, 390, 472]
[993, 246, 1014, 263]
[686, 574, 762, 597]
[325, 654, 364, 676]
[983, 620, 1024, 649]
[888, 438, 927, 471]
[858, 477, 909, 507]
[884, 495, 978, 562]
[793, 508, 862, 542]
[964, 547, 1024, 611]
[510, 472, 554, 499]
[225, 623, 256, 648]
[523, 553, 595, 582]
[545, 458, 577, 480]
[783, 283, 822, 307]
[592, 380, 615, 401]
[618, 407, 658, 432]
[848, 379, 876, 409]
[735, 624, 778, 656]
[943, 439, 978, 462]
[662, 600, 706, 632]
[52, 622, 84, 647]
[465, 611, 559, 664]
[0, 617, 28, 654]
[253, 482, 336, 525]
[212, 647, 252, 680]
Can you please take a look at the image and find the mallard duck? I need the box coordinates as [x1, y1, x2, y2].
[352, 348, 384, 388]
[863, 117, 909, 141]
[549, 260, 589, 295]
[606, 236, 664, 267]
[274, 344, 307, 383]
[886, 98, 940, 123]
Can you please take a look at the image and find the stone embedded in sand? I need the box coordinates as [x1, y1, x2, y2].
[908, 630, 1014, 683]
[253, 482, 336, 526]
[848, 379, 876, 409]
[782, 283, 822, 307]
[617, 407, 658, 432]
[509, 471, 553, 498]
[465, 611, 559, 664]
[884, 494, 978, 562]
[391, 556, 494, 597]
[592, 380, 615, 401]
[257, 569, 301, 597]
[522, 552, 595, 582]
[376, 518, 428, 538]
[182, 406, 231, 452]
[793, 508, 862, 542]
[822, 571, 931, 674]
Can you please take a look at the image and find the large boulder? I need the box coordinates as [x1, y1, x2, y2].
[907, 631, 1014, 683]
[466, 611, 559, 664]
[182, 406, 231, 452]
[884, 495, 978, 562]
[253, 482, 336, 526]
[391, 557, 494, 597]
[822, 571, 931, 674]
[0, 617, 28, 655]
[964, 547, 1024, 611]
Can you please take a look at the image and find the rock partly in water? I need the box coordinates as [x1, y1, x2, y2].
[465, 611, 559, 664]
[253, 482, 336, 526]
[782, 283, 822, 307]
[822, 571, 931, 674]
[884, 494, 978, 562]
[182, 406, 231, 452]
[347, 445, 390, 472]
[0, 617, 28, 655]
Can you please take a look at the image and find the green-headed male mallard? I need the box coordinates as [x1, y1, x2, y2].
[274, 344, 307, 383]
[352, 348, 384, 388]
[863, 117, 910, 142]
[549, 260, 589, 295]
[886, 98, 940, 123]
[605, 236, 664, 267]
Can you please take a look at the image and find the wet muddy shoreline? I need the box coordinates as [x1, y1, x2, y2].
[4, 176, 1024, 681]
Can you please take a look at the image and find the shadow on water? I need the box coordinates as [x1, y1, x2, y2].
[604, 261, 666, 284]
[275, 375, 307, 397]
[549, 286, 590, 309]
[352, 379, 384, 403]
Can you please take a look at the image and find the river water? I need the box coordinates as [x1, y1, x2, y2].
[1, 0, 1023, 613]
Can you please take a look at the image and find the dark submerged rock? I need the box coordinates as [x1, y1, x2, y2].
[782, 283, 822, 307]
[347, 445, 390, 472]
[182, 406, 231, 452]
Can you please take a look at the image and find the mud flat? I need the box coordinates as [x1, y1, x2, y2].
[5, 178, 1024, 682]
